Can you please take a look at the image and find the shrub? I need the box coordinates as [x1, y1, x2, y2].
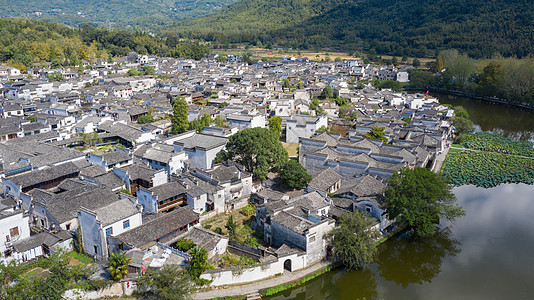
[240, 204, 256, 216]
[175, 238, 196, 252]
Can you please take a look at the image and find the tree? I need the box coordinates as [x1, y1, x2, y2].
[82, 132, 101, 147]
[268, 116, 282, 137]
[127, 68, 143, 76]
[137, 114, 155, 124]
[142, 66, 156, 75]
[215, 128, 288, 180]
[225, 215, 237, 240]
[333, 96, 349, 106]
[187, 246, 209, 279]
[384, 167, 465, 237]
[364, 126, 388, 144]
[137, 265, 194, 299]
[452, 117, 474, 136]
[47, 71, 64, 82]
[453, 106, 469, 119]
[310, 98, 320, 110]
[282, 78, 291, 90]
[412, 58, 421, 67]
[321, 85, 334, 99]
[479, 61, 503, 96]
[279, 160, 312, 190]
[328, 212, 379, 270]
[171, 96, 189, 134]
[215, 55, 226, 63]
[176, 238, 196, 252]
[107, 252, 132, 281]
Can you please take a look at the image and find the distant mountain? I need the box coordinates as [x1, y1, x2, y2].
[0, 0, 239, 29]
[172, 0, 534, 58]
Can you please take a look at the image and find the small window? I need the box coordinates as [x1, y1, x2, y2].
[309, 235, 316, 243]
[9, 227, 19, 238]
[123, 220, 130, 229]
[105, 227, 113, 236]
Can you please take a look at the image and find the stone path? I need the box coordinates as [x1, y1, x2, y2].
[192, 260, 333, 299]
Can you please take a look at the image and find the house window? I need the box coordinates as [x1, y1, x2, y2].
[123, 220, 130, 229]
[105, 227, 113, 236]
[9, 227, 19, 238]
[309, 235, 316, 243]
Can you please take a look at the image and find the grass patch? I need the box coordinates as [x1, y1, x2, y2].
[448, 147, 465, 154]
[66, 251, 93, 265]
[282, 143, 299, 157]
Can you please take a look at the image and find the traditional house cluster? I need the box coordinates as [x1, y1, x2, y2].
[0, 52, 453, 287]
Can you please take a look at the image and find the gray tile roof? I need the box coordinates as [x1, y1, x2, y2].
[335, 175, 386, 198]
[114, 205, 199, 248]
[308, 168, 342, 192]
[149, 181, 187, 200]
[100, 150, 131, 166]
[33, 184, 119, 224]
[9, 162, 80, 189]
[92, 198, 139, 227]
[174, 132, 227, 151]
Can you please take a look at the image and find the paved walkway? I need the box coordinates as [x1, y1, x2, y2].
[192, 260, 333, 299]
[432, 143, 451, 173]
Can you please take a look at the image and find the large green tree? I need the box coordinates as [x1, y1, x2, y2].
[171, 96, 189, 135]
[187, 246, 209, 279]
[268, 116, 282, 137]
[385, 167, 465, 237]
[215, 127, 288, 180]
[279, 160, 312, 190]
[321, 85, 334, 99]
[137, 265, 194, 299]
[452, 117, 474, 136]
[107, 252, 132, 281]
[328, 212, 379, 270]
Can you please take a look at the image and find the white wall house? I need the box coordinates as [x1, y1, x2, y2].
[0, 210, 30, 259]
[78, 198, 142, 260]
[226, 114, 266, 130]
[285, 115, 328, 143]
[172, 131, 227, 170]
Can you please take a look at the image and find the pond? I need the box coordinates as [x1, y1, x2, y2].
[268, 184, 534, 300]
[434, 93, 534, 141]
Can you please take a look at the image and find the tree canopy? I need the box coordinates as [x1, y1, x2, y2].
[328, 212, 379, 270]
[384, 167, 465, 237]
[268, 116, 282, 137]
[187, 246, 209, 279]
[171, 96, 189, 135]
[215, 127, 288, 180]
[279, 160, 312, 190]
[137, 265, 194, 300]
[364, 126, 388, 144]
[321, 85, 334, 99]
[107, 252, 132, 281]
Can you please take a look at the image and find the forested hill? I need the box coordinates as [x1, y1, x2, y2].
[0, 19, 209, 71]
[0, 0, 239, 29]
[172, 0, 534, 58]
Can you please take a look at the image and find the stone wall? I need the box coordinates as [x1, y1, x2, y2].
[200, 252, 306, 286]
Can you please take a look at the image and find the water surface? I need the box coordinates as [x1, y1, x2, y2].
[268, 184, 534, 300]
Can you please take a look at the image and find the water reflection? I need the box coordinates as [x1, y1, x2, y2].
[267, 184, 534, 300]
[434, 94, 534, 141]
[377, 228, 461, 288]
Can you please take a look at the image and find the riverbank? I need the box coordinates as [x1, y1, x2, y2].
[192, 260, 334, 299]
[406, 87, 534, 112]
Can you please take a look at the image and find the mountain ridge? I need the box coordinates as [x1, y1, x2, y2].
[171, 0, 534, 58]
[0, 0, 239, 29]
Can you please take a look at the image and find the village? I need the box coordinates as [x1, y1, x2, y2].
[0, 52, 454, 297]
